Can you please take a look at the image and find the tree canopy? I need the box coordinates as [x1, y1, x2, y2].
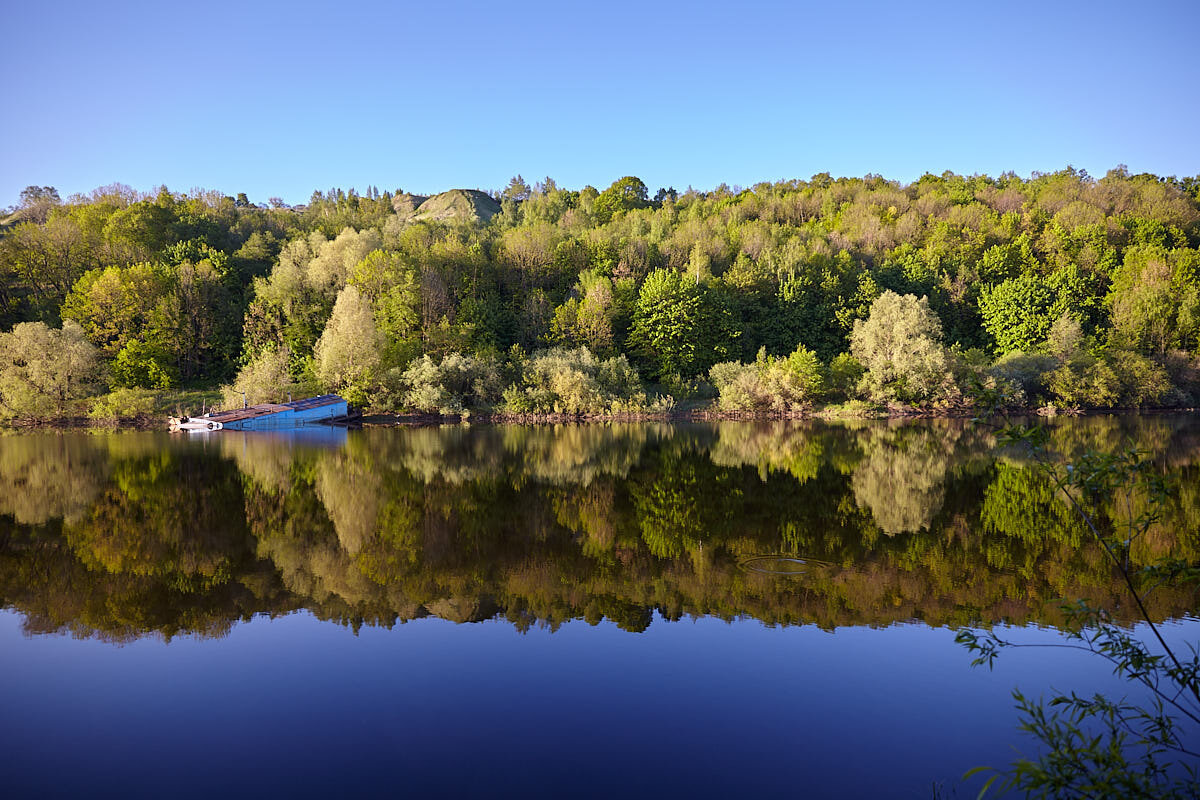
[2, 166, 1200, 416]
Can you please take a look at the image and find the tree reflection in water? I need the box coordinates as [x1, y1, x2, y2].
[1, 416, 1198, 642]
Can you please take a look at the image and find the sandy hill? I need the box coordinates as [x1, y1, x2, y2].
[391, 193, 429, 216]
[408, 189, 500, 224]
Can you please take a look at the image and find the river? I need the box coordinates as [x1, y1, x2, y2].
[1, 416, 1197, 797]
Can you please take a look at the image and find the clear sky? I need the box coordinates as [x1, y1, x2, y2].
[2, 0, 1197, 206]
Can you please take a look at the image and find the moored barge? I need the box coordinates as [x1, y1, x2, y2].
[169, 395, 349, 431]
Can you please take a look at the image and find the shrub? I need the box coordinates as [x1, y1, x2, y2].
[501, 347, 668, 415]
[88, 388, 223, 422]
[1160, 350, 1200, 405]
[400, 352, 505, 413]
[1047, 355, 1120, 408]
[990, 351, 1057, 402]
[826, 353, 865, 400]
[709, 345, 824, 413]
[1107, 349, 1171, 407]
[221, 347, 318, 409]
[88, 388, 159, 421]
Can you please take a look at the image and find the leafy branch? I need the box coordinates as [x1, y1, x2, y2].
[958, 386, 1200, 798]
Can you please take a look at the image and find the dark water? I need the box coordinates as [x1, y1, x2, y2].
[1, 417, 1198, 798]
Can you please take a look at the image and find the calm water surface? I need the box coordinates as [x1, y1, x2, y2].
[1, 417, 1198, 798]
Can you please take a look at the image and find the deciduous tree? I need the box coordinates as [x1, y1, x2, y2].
[0, 321, 104, 416]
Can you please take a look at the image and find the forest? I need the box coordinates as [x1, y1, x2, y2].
[1, 167, 1199, 420]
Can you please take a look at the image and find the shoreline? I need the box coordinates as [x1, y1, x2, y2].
[5, 403, 1196, 432]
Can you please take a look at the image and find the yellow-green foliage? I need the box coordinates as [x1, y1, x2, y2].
[400, 352, 506, 413]
[3, 169, 1200, 416]
[221, 348, 317, 409]
[89, 388, 224, 421]
[850, 291, 958, 405]
[88, 388, 159, 420]
[313, 285, 384, 407]
[709, 345, 824, 412]
[502, 347, 669, 415]
[0, 321, 104, 418]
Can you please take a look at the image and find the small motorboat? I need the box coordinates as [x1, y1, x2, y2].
[167, 415, 223, 431]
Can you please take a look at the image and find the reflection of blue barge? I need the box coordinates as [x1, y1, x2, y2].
[169, 395, 349, 431]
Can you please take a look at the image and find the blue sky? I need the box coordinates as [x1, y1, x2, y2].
[3, 0, 1198, 205]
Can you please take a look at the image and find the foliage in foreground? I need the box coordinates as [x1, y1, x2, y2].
[957, 422, 1200, 798]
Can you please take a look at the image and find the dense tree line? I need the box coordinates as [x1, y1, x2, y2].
[1, 168, 1199, 418]
[1, 417, 1198, 640]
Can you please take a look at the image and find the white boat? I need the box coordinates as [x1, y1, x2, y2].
[167, 415, 223, 431]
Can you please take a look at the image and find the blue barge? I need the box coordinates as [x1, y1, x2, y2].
[170, 395, 349, 431]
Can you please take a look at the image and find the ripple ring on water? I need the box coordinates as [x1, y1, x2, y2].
[739, 556, 813, 576]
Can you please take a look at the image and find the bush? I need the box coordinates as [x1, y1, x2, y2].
[501, 347, 668, 415]
[709, 345, 824, 413]
[221, 347, 318, 409]
[991, 350, 1057, 402]
[1160, 350, 1200, 405]
[88, 388, 223, 422]
[1047, 355, 1120, 408]
[826, 353, 865, 400]
[1108, 349, 1171, 407]
[400, 352, 506, 413]
[88, 388, 159, 421]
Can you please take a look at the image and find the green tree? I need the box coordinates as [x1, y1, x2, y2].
[850, 291, 956, 404]
[313, 286, 384, 406]
[111, 337, 177, 388]
[61, 262, 174, 359]
[0, 215, 91, 320]
[500, 175, 531, 203]
[550, 272, 618, 355]
[1108, 245, 1200, 355]
[0, 321, 104, 417]
[628, 269, 702, 381]
[350, 249, 421, 361]
[979, 274, 1059, 354]
[593, 176, 649, 224]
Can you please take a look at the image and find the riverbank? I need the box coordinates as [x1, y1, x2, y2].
[361, 401, 951, 426]
[9, 399, 1197, 431]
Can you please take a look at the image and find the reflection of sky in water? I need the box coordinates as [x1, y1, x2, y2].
[3, 609, 1192, 798]
[191, 426, 350, 449]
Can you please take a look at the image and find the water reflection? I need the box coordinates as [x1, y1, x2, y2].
[1, 416, 1198, 642]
